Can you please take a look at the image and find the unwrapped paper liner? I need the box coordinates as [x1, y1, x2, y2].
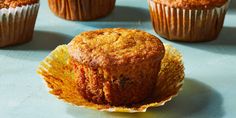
[37, 44, 184, 113]
[0, 3, 40, 47]
[148, 0, 229, 42]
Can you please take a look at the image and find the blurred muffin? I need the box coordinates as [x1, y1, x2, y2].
[48, 0, 116, 21]
[68, 28, 165, 106]
[0, 0, 40, 47]
[148, 0, 229, 42]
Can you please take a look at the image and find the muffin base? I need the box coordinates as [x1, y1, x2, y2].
[48, 0, 116, 21]
[70, 57, 161, 106]
[0, 3, 40, 47]
[37, 44, 184, 112]
[148, 0, 229, 42]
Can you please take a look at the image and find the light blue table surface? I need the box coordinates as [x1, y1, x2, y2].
[1, 0, 236, 118]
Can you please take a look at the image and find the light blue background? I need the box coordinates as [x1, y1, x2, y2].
[0, 0, 236, 118]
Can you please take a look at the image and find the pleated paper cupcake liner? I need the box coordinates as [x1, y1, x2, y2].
[48, 0, 116, 21]
[148, 0, 229, 42]
[37, 44, 184, 113]
[0, 3, 40, 47]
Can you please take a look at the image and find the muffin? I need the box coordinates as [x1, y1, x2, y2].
[0, 0, 40, 47]
[67, 28, 165, 106]
[48, 0, 116, 21]
[37, 44, 184, 112]
[148, 0, 229, 42]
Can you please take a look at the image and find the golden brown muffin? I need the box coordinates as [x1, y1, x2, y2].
[48, 0, 116, 21]
[37, 44, 184, 112]
[148, 0, 229, 42]
[0, 0, 39, 47]
[68, 28, 165, 106]
[0, 0, 39, 8]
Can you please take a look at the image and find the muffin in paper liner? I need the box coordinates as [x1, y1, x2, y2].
[37, 44, 184, 113]
[148, 0, 229, 42]
[48, 0, 116, 21]
[0, 3, 40, 47]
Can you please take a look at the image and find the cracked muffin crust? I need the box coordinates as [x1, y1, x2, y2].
[0, 0, 39, 8]
[68, 28, 165, 106]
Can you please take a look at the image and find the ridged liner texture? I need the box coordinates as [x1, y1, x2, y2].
[0, 3, 40, 47]
[48, 0, 116, 21]
[37, 44, 184, 113]
[148, 0, 229, 42]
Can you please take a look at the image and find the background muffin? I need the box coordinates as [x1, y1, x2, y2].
[0, 0, 40, 47]
[68, 28, 165, 106]
[148, 0, 229, 42]
[48, 0, 116, 21]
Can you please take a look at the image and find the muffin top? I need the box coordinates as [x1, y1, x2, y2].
[0, 0, 38, 9]
[68, 28, 165, 68]
[152, 0, 228, 9]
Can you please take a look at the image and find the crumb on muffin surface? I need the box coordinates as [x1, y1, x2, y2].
[0, 0, 39, 9]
